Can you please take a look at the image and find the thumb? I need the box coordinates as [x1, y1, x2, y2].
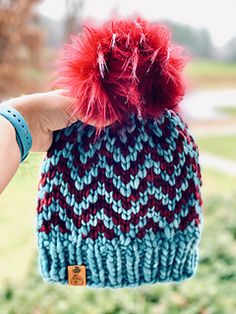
[45, 94, 79, 132]
[49, 89, 70, 97]
[57, 97, 83, 130]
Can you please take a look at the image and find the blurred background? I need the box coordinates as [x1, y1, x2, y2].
[0, 0, 236, 313]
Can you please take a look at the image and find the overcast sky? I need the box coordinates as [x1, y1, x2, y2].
[37, 0, 236, 48]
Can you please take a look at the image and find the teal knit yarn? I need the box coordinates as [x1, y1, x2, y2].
[36, 110, 204, 288]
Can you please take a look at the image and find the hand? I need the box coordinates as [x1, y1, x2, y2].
[3, 90, 77, 152]
[0, 89, 115, 194]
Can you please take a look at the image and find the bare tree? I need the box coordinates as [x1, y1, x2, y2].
[0, 0, 44, 97]
[64, 0, 84, 40]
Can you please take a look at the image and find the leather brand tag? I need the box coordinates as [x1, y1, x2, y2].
[68, 265, 86, 286]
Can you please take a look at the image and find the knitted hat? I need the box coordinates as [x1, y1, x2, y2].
[36, 17, 203, 288]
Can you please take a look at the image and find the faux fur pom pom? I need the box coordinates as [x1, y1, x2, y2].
[53, 17, 188, 135]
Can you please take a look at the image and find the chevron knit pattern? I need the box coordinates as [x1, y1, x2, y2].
[36, 109, 203, 288]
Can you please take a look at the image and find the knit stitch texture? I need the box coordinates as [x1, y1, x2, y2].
[36, 109, 203, 288]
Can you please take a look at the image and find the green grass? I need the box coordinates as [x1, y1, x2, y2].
[0, 153, 44, 283]
[0, 153, 236, 313]
[196, 135, 236, 161]
[186, 59, 236, 77]
[217, 106, 236, 117]
[201, 166, 236, 197]
[185, 59, 236, 89]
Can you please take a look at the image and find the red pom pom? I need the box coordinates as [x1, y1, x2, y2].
[53, 17, 188, 135]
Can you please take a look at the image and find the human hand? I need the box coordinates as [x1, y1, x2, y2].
[0, 89, 115, 193]
[3, 90, 78, 152]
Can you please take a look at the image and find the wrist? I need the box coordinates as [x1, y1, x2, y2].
[5, 97, 34, 132]
[0, 113, 15, 131]
[0, 102, 33, 162]
[0, 115, 21, 163]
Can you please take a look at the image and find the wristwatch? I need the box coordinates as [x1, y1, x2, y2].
[0, 104, 32, 163]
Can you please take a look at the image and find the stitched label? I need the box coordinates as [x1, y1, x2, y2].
[68, 265, 86, 286]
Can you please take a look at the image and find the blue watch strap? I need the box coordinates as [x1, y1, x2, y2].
[0, 104, 32, 163]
